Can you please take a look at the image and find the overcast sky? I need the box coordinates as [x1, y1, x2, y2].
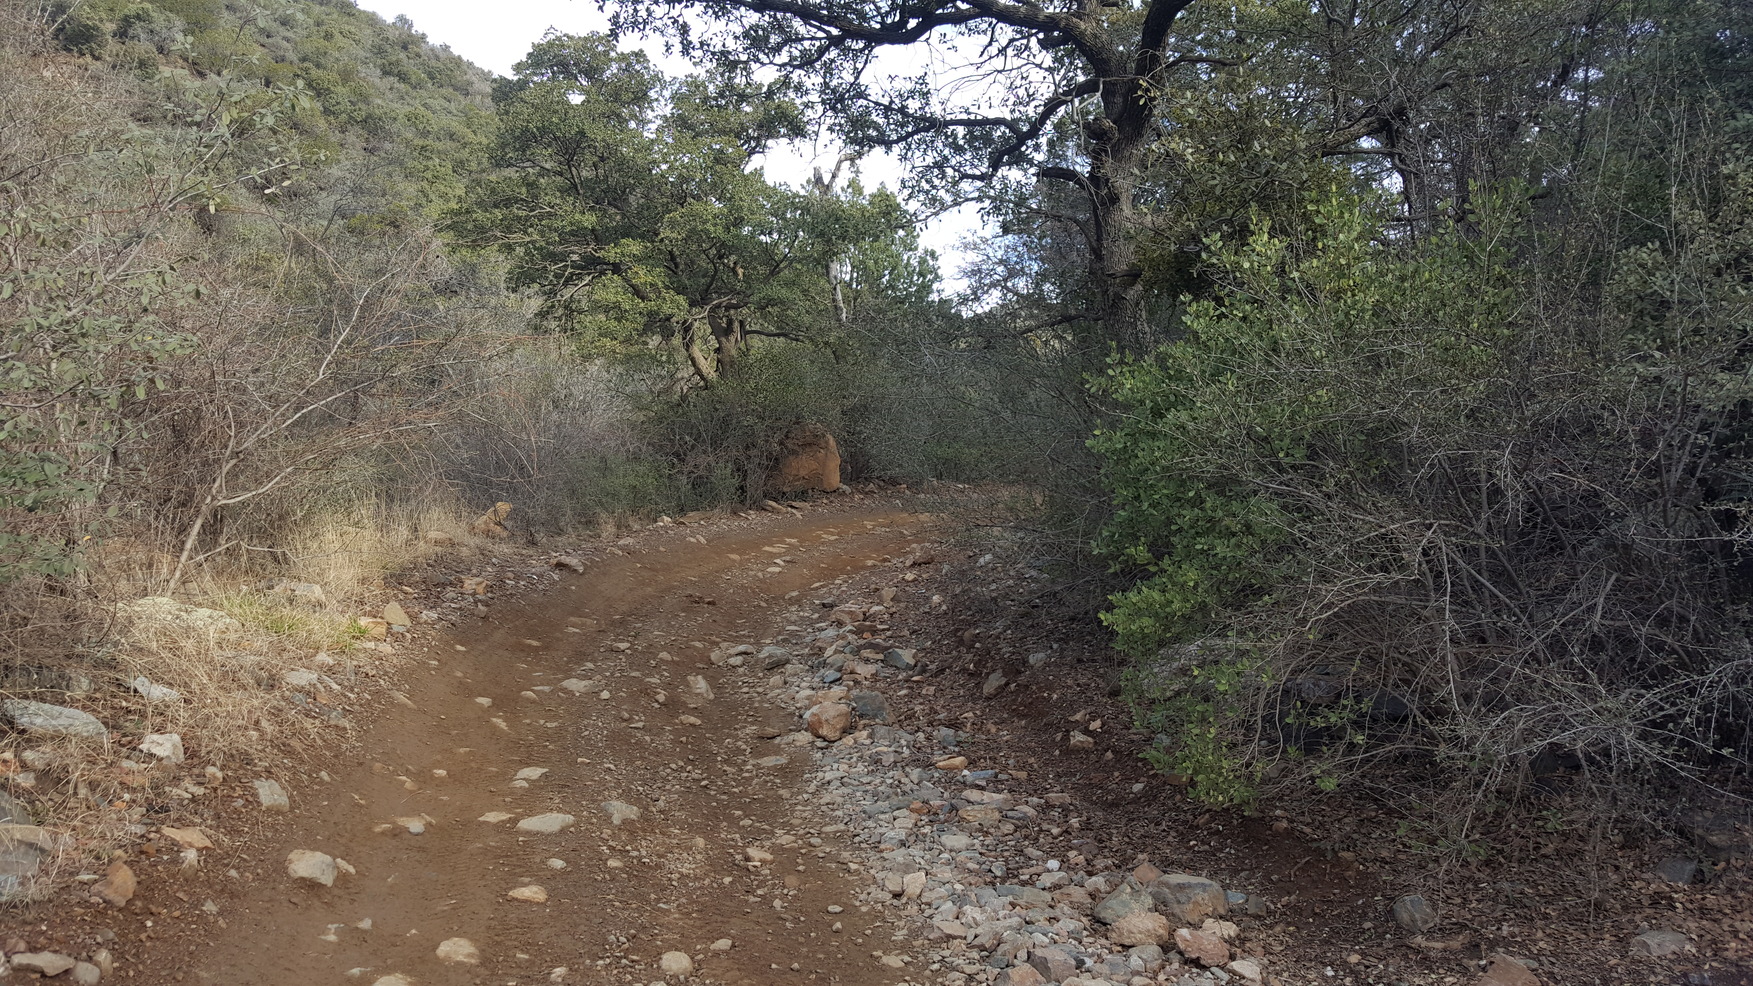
[352, 0, 981, 287]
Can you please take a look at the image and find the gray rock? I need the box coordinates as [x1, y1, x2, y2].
[1632, 929, 1690, 957]
[286, 849, 337, 886]
[1391, 893, 1439, 933]
[0, 791, 31, 825]
[2, 699, 105, 738]
[1028, 944, 1079, 981]
[282, 669, 322, 690]
[884, 648, 918, 671]
[70, 960, 103, 985]
[515, 813, 576, 834]
[602, 801, 641, 826]
[0, 817, 50, 900]
[1093, 878, 1155, 925]
[982, 671, 1009, 698]
[850, 690, 890, 722]
[1150, 873, 1228, 924]
[122, 596, 242, 633]
[138, 732, 185, 763]
[760, 646, 794, 669]
[1654, 857, 1700, 885]
[11, 953, 77, 976]
[131, 675, 181, 703]
[252, 778, 291, 811]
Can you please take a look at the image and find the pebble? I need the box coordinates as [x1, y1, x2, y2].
[1632, 929, 1690, 957]
[659, 951, 694, 976]
[478, 811, 515, 823]
[2, 700, 106, 739]
[514, 767, 550, 781]
[508, 884, 549, 903]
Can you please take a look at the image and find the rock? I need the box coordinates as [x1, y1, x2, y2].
[760, 646, 794, 669]
[902, 870, 927, 899]
[1093, 879, 1156, 925]
[1654, 857, 1700, 885]
[744, 847, 774, 865]
[1175, 927, 1231, 966]
[883, 648, 917, 671]
[830, 606, 866, 626]
[130, 675, 181, 702]
[1229, 958, 1266, 982]
[560, 678, 594, 693]
[70, 960, 102, 985]
[709, 939, 733, 951]
[934, 756, 968, 771]
[1068, 730, 1095, 750]
[94, 860, 135, 906]
[160, 826, 213, 849]
[382, 601, 411, 627]
[686, 675, 715, 702]
[286, 850, 337, 886]
[981, 670, 1008, 698]
[507, 884, 548, 903]
[1477, 953, 1541, 986]
[355, 617, 390, 640]
[659, 950, 695, 976]
[478, 811, 514, 823]
[1110, 910, 1174, 946]
[769, 423, 842, 493]
[282, 669, 322, 690]
[372, 976, 415, 986]
[994, 965, 1046, 986]
[1029, 945, 1080, 981]
[137, 732, 185, 763]
[11, 953, 77, 976]
[268, 580, 329, 608]
[850, 690, 889, 722]
[602, 801, 641, 826]
[0, 821, 51, 900]
[470, 501, 513, 538]
[2, 700, 105, 739]
[1150, 873, 1228, 924]
[252, 779, 290, 811]
[437, 937, 481, 964]
[516, 813, 576, 834]
[806, 702, 852, 741]
[1390, 893, 1439, 933]
[1631, 929, 1690, 957]
[121, 597, 242, 633]
[514, 767, 550, 782]
[552, 555, 586, 573]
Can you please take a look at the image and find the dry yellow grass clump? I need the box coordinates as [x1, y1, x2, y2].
[0, 497, 501, 900]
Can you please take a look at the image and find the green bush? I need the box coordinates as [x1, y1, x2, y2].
[1097, 168, 1753, 829]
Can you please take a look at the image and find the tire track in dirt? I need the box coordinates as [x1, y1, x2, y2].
[182, 505, 926, 986]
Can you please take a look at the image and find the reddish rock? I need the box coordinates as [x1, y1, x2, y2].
[770, 424, 842, 493]
[1109, 910, 1174, 946]
[1175, 927, 1231, 967]
[806, 702, 852, 741]
[1477, 953, 1541, 986]
[94, 860, 136, 906]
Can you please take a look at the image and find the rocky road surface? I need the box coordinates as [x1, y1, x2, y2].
[171, 506, 931, 986]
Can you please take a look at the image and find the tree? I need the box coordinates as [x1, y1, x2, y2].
[605, 0, 1235, 341]
[453, 32, 921, 389]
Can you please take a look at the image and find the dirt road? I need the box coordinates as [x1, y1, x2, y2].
[180, 505, 925, 986]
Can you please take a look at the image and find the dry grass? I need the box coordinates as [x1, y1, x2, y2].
[0, 493, 507, 902]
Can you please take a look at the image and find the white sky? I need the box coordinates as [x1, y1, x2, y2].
[353, 0, 982, 287]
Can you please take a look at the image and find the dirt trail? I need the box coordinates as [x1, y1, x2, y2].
[183, 505, 923, 986]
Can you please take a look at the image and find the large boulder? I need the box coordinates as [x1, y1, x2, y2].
[770, 424, 842, 493]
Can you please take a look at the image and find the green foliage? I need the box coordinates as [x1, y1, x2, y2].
[455, 33, 928, 388]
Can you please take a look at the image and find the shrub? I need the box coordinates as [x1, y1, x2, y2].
[1097, 172, 1753, 835]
